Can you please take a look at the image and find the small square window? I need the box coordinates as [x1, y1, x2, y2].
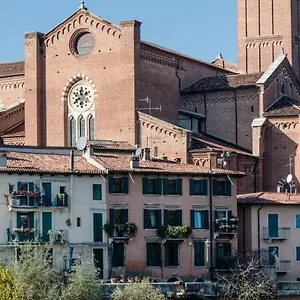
[213, 179, 231, 196]
[109, 177, 128, 194]
[167, 180, 177, 194]
[77, 217, 81, 227]
[191, 179, 207, 196]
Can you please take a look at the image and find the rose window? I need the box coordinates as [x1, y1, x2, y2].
[68, 82, 94, 112]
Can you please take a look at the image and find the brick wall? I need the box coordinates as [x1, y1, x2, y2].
[0, 76, 24, 108]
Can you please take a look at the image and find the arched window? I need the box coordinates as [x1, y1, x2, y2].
[88, 115, 95, 140]
[281, 84, 286, 94]
[69, 116, 76, 146]
[79, 116, 85, 137]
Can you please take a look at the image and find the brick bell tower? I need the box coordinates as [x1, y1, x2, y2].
[238, 0, 300, 77]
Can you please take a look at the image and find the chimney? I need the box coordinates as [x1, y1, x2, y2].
[70, 150, 75, 172]
[0, 153, 7, 168]
[130, 156, 139, 168]
[143, 148, 151, 161]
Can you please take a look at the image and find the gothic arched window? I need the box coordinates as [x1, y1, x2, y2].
[79, 115, 85, 137]
[70, 116, 76, 146]
[88, 115, 95, 140]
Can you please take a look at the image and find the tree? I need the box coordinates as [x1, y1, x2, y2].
[61, 259, 102, 300]
[217, 252, 277, 300]
[0, 264, 19, 300]
[112, 278, 166, 300]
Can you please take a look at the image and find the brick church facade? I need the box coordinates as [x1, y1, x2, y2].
[1, 1, 300, 194]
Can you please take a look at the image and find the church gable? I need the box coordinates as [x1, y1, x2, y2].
[264, 95, 300, 117]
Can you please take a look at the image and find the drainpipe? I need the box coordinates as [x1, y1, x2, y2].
[175, 55, 181, 91]
[258, 205, 264, 263]
[209, 159, 214, 281]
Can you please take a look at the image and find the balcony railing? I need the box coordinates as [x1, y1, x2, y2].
[276, 260, 292, 273]
[7, 228, 68, 244]
[263, 227, 290, 240]
[40, 193, 69, 207]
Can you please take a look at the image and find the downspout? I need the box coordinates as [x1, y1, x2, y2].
[175, 55, 181, 91]
[258, 204, 264, 263]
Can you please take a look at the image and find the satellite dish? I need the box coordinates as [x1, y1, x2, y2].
[76, 137, 87, 151]
[287, 174, 293, 183]
[134, 147, 142, 158]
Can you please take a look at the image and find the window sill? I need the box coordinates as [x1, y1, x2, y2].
[146, 266, 161, 268]
[109, 193, 126, 195]
[145, 228, 158, 231]
[193, 266, 206, 268]
[144, 194, 161, 197]
[164, 194, 181, 197]
[192, 228, 209, 231]
[191, 195, 208, 197]
[165, 266, 181, 268]
[213, 195, 231, 198]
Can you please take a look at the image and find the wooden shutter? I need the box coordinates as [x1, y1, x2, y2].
[213, 179, 218, 196]
[109, 209, 115, 225]
[144, 209, 148, 229]
[176, 210, 182, 226]
[226, 179, 232, 196]
[29, 182, 34, 192]
[17, 182, 22, 191]
[17, 212, 21, 228]
[164, 209, 169, 225]
[142, 177, 148, 194]
[28, 212, 34, 229]
[224, 243, 232, 256]
[163, 178, 168, 195]
[42, 182, 52, 206]
[156, 178, 162, 195]
[93, 213, 103, 242]
[112, 243, 124, 267]
[227, 210, 232, 221]
[108, 177, 114, 194]
[194, 241, 205, 266]
[202, 179, 208, 195]
[190, 179, 194, 195]
[177, 179, 182, 195]
[123, 177, 129, 194]
[190, 210, 195, 228]
[297, 247, 300, 261]
[121, 209, 128, 224]
[203, 210, 209, 229]
[214, 210, 219, 221]
[156, 210, 162, 228]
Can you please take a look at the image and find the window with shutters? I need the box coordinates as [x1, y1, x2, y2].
[16, 181, 36, 206]
[190, 210, 209, 229]
[88, 115, 95, 140]
[69, 116, 76, 147]
[213, 179, 231, 196]
[163, 178, 182, 196]
[165, 242, 179, 267]
[164, 210, 182, 226]
[143, 178, 161, 195]
[296, 214, 300, 229]
[110, 209, 128, 225]
[190, 179, 208, 196]
[112, 243, 125, 267]
[93, 184, 102, 200]
[93, 213, 103, 242]
[144, 209, 161, 229]
[146, 242, 161, 266]
[194, 240, 205, 266]
[296, 246, 300, 262]
[79, 115, 85, 137]
[109, 177, 128, 194]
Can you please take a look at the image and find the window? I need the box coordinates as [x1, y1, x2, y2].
[60, 186, 66, 194]
[165, 242, 179, 267]
[77, 218, 81, 227]
[112, 243, 125, 267]
[147, 242, 161, 266]
[190, 210, 209, 229]
[190, 179, 208, 196]
[93, 184, 102, 200]
[88, 115, 95, 140]
[153, 146, 158, 157]
[194, 241, 205, 266]
[17, 182, 36, 206]
[144, 209, 161, 229]
[69, 116, 76, 147]
[17, 181, 34, 192]
[296, 214, 300, 229]
[143, 178, 162, 195]
[109, 209, 128, 225]
[215, 210, 232, 221]
[93, 213, 103, 242]
[109, 177, 128, 194]
[163, 178, 182, 196]
[164, 210, 182, 226]
[213, 179, 231, 196]
[79, 116, 85, 137]
[296, 247, 300, 262]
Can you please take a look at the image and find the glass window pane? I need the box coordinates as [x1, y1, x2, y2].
[70, 117, 76, 147]
[296, 215, 300, 229]
[194, 211, 203, 229]
[89, 116, 95, 140]
[93, 184, 102, 200]
[79, 116, 85, 137]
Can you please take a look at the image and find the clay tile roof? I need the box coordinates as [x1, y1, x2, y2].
[181, 72, 263, 94]
[93, 152, 245, 176]
[0, 61, 24, 78]
[264, 95, 300, 117]
[92, 140, 136, 151]
[0, 152, 104, 175]
[237, 192, 300, 205]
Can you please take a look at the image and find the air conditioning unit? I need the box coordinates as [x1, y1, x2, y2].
[11, 199, 20, 206]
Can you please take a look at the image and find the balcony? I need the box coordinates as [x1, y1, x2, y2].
[215, 256, 237, 270]
[48, 229, 69, 244]
[276, 260, 292, 273]
[263, 227, 290, 241]
[214, 218, 238, 240]
[6, 191, 41, 209]
[40, 193, 69, 208]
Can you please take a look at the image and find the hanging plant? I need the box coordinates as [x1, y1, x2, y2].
[156, 225, 192, 239]
[103, 222, 138, 238]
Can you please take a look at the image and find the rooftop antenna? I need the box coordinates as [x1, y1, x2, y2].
[134, 146, 142, 159]
[76, 137, 88, 151]
[287, 173, 293, 193]
[138, 97, 161, 116]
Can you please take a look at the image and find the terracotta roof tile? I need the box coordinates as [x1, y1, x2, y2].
[264, 95, 300, 117]
[93, 152, 245, 176]
[0, 61, 24, 78]
[92, 140, 136, 151]
[0, 152, 104, 175]
[237, 192, 300, 205]
[181, 73, 263, 94]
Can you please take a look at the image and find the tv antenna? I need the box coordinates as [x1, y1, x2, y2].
[138, 97, 161, 116]
[76, 137, 87, 151]
[134, 146, 142, 158]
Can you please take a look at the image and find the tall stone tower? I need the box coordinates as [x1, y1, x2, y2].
[238, 0, 300, 77]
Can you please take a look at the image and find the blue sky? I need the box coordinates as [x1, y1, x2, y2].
[0, 0, 237, 64]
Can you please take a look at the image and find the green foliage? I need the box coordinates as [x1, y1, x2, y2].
[103, 222, 138, 238]
[156, 225, 192, 239]
[0, 264, 19, 300]
[112, 278, 165, 300]
[61, 260, 102, 300]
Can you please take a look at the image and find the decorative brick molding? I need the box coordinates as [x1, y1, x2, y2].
[0, 80, 24, 91]
[274, 121, 298, 130]
[141, 51, 184, 70]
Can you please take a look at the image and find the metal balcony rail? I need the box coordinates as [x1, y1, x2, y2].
[262, 227, 290, 240]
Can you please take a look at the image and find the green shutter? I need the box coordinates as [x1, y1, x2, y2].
[17, 182, 22, 191]
[28, 212, 34, 229]
[17, 212, 21, 228]
[194, 241, 205, 266]
[93, 213, 103, 242]
[29, 182, 34, 192]
[176, 210, 182, 226]
[156, 178, 162, 195]
[164, 209, 169, 225]
[142, 177, 148, 194]
[121, 209, 128, 224]
[109, 209, 115, 225]
[226, 179, 232, 196]
[123, 177, 129, 194]
[155, 243, 162, 266]
[228, 210, 232, 221]
[144, 209, 148, 229]
[215, 210, 219, 221]
[163, 178, 168, 195]
[297, 247, 300, 261]
[190, 179, 194, 195]
[177, 179, 182, 195]
[156, 210, 162, 228]
[203, 179, 208, 195]
[164, 244, 169, 267]
[213, 179, 218, 196]
[108, 177, 114, 194]
[224, 243, 232, 256]
[203, 210, 209, 229]
[190, 210, 195, 228]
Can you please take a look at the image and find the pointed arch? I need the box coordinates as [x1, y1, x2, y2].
[69, 116, 76, 146]
[88, 114, 95, 140]
[78, 115, 86, 137]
